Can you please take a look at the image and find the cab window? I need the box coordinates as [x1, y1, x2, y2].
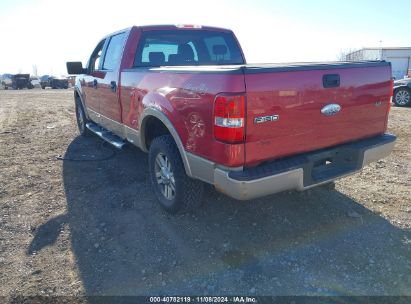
[102, 32, 126, 70]
[88, 39, 105, 72]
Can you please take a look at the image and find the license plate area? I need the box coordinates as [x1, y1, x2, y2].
[303, 147, 361, 186]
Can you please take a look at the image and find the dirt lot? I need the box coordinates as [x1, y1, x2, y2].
[0, 90, 410, 298]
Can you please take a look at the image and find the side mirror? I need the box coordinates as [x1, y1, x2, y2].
[66, 62, 86, 75]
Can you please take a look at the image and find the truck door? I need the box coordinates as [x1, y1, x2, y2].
[82, 39, 106, 124]
[96, 32, 127, 137]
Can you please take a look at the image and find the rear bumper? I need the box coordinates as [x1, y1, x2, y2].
[212, 134, 396, 200]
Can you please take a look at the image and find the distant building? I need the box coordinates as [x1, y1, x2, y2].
[345, 47, 411, 80]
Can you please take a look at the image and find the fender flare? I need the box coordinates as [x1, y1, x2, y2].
[139, 107, 192, 177]
[73, 86, 90, 120]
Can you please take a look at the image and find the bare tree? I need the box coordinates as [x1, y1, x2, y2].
[336, 48, 362, 61]
[32, 65, 38, 77]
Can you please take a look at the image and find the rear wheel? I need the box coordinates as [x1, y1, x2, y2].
[394, 87, 411, 106]
[149, 135, 203, 214]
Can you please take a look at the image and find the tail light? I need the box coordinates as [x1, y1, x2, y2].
[213, 94, 245, 143]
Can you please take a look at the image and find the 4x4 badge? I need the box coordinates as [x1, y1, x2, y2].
[254, 114, 279, 124]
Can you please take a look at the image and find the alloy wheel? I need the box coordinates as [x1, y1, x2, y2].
[154, 152, 176, 200]
[395, 90, 410, 105]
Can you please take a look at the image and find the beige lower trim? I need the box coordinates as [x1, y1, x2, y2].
[363, 140, 395, 166]
[99, 113, 125, 139]
[194, 138, 396, 201]
[124, 125, 142, 148]
[214, 168, 304, 200]
[87, 108, 100, 124]
[186, 153, 243, 183]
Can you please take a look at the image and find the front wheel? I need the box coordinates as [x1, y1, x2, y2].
[393, 87, 411, 107]
[149, 135, 204, 214]
[75, 100, 90, 136]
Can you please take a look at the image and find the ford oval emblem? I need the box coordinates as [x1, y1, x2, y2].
[321, 104, 341, 116]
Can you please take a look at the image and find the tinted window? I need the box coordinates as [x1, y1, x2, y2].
[88, 40, 105, 72]
[134, 30, 244, 67]
[141, 43, 178, 63]
[103, 32, 126, 70]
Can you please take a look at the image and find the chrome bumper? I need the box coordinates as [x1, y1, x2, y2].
[211, 134, 396, 200]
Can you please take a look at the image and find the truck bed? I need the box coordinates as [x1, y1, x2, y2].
[243, 60, 392, 166]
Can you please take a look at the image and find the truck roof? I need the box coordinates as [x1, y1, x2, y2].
[137, 24, 232, 32]
[103, 25, 232, 39]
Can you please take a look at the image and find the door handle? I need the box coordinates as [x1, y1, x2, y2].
[110, 81, 117, 93]
[93, 79, 98, 89]
[323, 74, 340, 88]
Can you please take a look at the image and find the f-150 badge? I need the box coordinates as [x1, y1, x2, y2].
[254, 114, 279, 124]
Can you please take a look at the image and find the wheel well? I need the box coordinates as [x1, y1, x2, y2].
[395, 86, 411, 93]
[143, 116, 172, 150]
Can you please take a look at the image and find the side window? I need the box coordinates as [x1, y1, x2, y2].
[102, 32, 126, 70]
[89, 39, 106, 72]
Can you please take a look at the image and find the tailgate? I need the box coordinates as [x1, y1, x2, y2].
[244, 62, 392, 166]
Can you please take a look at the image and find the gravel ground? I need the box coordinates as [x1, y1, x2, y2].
[0, 90, 410, 298]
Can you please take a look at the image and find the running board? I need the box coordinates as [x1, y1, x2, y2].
[86, 122, 126, 149]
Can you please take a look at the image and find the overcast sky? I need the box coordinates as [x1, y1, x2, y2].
[0, 0, 410, 76]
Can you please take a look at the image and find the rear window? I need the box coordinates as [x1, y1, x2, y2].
[134, 30, 244, 67]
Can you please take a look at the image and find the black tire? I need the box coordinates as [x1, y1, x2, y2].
[393, 87, 411, 107]
[41, 86, 45, 89]
[149, 135, 204, 214]
[75, 99, 91, 137]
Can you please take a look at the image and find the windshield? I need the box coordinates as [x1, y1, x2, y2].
[134, 30, 244, 67]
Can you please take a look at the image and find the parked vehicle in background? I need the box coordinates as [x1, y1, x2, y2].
[29, 76, 42, 89]
[13, 74, 31, 89]
[1, 74, 31, 90]
[393, 78, 411, 106]
[67, 25, 396, 214]
[40, 75, 69, 89]
[0, 74, 12, 89]
[39, 75, 50, 89]
[51, 76, 69, 89]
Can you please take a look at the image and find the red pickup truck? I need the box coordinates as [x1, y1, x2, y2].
[67, 25, 396, 214]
